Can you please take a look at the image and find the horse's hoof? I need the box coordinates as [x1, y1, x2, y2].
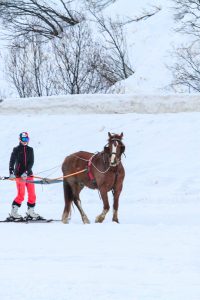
[112, 218, 119, 223]
[62, 218, 69, 224]
[83, 217, 90, 224]
[95, 216, 104, 223]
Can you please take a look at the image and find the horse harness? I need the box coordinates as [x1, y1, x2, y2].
[75, 138, 125, 186]
[87, 151, 121, 187]
[87, 154, 96, 185]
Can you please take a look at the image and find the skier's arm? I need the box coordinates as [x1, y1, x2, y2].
[9, 148, 17, 174]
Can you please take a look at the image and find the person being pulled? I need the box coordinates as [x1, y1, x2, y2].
[9, 132, 42, 220]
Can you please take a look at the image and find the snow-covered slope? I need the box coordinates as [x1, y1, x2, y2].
[105, 0, 183, 93]
[0, 0, 188, 96]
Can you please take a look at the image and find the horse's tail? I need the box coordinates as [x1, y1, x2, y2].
[62, 180, 74, 223]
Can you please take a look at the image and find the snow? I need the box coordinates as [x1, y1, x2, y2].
[0, 0, 191, 96]
[0, 0, 199, 298]
[0, 95, 200, 299]
[100, 0, 185, 93]
[2, 93, 200, 114]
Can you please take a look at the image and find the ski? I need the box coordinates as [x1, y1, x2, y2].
[25, 219, 55, 223]
[0, 217, 61, 223]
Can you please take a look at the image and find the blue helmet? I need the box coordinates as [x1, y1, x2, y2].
[19, 132, 29, 143]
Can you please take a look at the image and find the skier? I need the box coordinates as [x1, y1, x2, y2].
[9, 132, 42, 220]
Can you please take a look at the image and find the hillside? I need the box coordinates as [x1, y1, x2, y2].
[0, 0, 186, 97]
[104, 0, 183, 93]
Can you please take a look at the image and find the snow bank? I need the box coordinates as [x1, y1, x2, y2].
[1, 94, 200, 114]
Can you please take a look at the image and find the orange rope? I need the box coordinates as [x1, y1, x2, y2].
[33, 168, 87, 181]
[2, 168, 87, 184]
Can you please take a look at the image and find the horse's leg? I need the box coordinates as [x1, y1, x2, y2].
[95, 187, 110, 223]
[112, 189, 120, 223]
[62, 180, 73, 224]
[72, 182, 90, 224]
[74, 199, 90, 224]
[112, 174, 124, 223]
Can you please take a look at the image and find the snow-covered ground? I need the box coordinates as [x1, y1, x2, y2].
[0, 96, 200, 299]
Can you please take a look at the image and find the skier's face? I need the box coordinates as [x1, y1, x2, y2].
[20, 140, 28, 146]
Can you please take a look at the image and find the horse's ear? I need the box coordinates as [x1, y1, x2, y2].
[108, 132, 112, 138]
[120, 132, 123, 138]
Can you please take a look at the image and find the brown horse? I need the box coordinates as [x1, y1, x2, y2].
[61, 132, 125, 224]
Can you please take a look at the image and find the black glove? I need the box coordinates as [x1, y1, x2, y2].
[9, 174, 16, 179]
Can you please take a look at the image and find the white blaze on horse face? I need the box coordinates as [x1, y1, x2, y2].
[110, 141, 118, 165]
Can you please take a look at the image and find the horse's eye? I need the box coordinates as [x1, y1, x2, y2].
[104, 146, 110, 153]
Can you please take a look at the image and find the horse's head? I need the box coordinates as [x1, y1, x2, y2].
[104, 132, 125, 166]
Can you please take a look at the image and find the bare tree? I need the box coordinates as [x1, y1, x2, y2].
[3, 0, 161, 96]
[170, 42, 200, 92]
[0, 0, 81, 40]
[7, 19, 129, 96]
[5, 10, 135, 96]
[173, 0, 200, 37]
[7, 16, 134, 96]
[85, 5, 161, 89]
[169, 0, 200, 91]
[121, 6, 161, 25]
[52, 23, 111, 94]
[85, 0, 116, 12]
[6, 36, 57, 97]
[6, 40, 32, 97]
[92, 13, 134, 82]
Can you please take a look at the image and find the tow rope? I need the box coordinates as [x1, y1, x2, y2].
[0, 168, 88, 185]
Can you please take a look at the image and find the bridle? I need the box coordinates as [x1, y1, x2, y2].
[107, 138, 125, 167]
